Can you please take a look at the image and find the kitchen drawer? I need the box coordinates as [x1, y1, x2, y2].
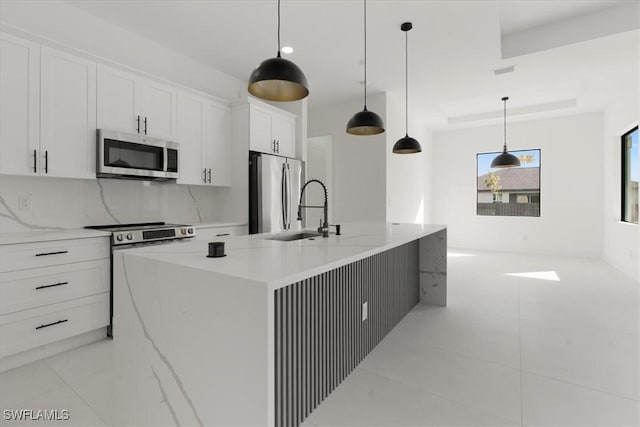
[0, 293, 109, 358]
[0, 259, 110, 315]
[0, 237, 109, 273]
[196, 225, 247, 241]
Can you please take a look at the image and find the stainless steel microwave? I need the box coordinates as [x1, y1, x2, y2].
[97, 130, 179, 181]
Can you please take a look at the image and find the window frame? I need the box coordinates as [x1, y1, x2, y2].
[475, 148, 542, 218]
[621, 126, 639, 224]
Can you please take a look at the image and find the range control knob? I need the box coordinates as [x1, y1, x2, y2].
[187, 227, 194, 235]
[180, 228, 187, 235]
[115, 234, 124, 242]
[126, 233, 134, 240]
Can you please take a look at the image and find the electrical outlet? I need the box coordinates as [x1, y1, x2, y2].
[362, 302, 368, 321]
[18, 194, 31, 211]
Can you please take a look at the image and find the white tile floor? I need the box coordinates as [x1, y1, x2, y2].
[1, 249, 638, 426]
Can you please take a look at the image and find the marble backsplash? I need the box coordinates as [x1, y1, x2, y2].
[0, 175, 234, 232]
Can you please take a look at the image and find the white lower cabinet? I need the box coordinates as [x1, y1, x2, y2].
[0, 293, 109, 358]
[0, 236, 110, 360]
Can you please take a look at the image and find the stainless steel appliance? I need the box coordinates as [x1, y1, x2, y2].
[249, 151, 303, 234]
[84, 222, 196, 336]
[97, 129, 179, 181]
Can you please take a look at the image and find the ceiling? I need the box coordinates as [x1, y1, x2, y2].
[65, 0, 639, 130]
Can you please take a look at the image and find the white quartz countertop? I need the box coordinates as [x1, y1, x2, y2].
[121, 222, 445, 289]
[0, 228, 111, 245]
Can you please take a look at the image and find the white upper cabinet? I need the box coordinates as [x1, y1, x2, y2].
[205, 102, 231, 186]
[0, 33, 40, 176]
[177, 92, 231, 186]
[246, 100, 296, 158]
[177, 92, 207, 185]
[97, 64, 176, 139]
[271, 113, 295, 158]
[40, 47, 97, 179]
[140, 80, 177, 139]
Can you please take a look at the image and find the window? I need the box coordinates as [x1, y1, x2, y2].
[622, 126, 639, 224]
[476, 149, 541, 217]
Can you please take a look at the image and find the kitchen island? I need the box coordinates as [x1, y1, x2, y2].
[111, 222, 446, 427]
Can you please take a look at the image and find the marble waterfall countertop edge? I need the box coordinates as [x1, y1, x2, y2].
[120, 222, 446, 290]
[0, 228, 111, 245]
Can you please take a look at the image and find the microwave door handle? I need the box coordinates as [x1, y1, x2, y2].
[162, 146, 168, 174]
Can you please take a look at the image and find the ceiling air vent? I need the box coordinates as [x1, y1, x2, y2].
[493, 65, 516, 75]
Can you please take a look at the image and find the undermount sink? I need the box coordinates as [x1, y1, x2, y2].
[266, 231, 322, 242]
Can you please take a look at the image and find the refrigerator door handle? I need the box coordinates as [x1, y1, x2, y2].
[281, 163, 288, 230]
[287, 163, 293, 229]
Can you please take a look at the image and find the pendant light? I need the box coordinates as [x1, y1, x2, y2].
[490, 97, 521, 168]
[346, 0, 385, 135]
[393, 22, 421, 154]
[248, 0, 309, 102]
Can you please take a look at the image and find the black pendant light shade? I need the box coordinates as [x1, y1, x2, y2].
[393, 134, 422, 154]
[490, 97, 520, 168]
[346, 0, 385, 135]
[393, 22, 421, 154]
[346, 107, 385, 135]
[248, 53, 309, 102]
[248, 0, 309, 102]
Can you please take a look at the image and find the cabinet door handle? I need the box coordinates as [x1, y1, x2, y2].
[276, 140, 280, 153]
[44, 150, 49, 173]
[35, 319, 68, 330]
[33, 149, 37, 173]
[272, 140, 276, 152]
[35, 250, 68, 257]
[203, 168, 207, 183]
[207, 168, 212, 183]
[137, 115, 141, 133]
[215, 233, 230, 237]
[144, 117, 148, 135]
[35, 281, 68, 290]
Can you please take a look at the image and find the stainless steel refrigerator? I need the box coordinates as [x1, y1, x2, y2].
[249, 151, 304, 234]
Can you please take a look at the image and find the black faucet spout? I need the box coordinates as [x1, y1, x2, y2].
[298, 179, 330, 237]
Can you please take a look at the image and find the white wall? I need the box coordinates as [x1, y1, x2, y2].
[385, 91, 433, 224]
[0, 0, 248, 231]
[432, 112, 604, 258]
[308, 94, 387, 223]
[0, 0, 245, 101]
[602, 88, 639, 281]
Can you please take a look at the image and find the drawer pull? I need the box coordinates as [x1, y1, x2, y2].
[35, 250, 69, 257]
[35, 319, 68, 330]
[35, 281, 69, 290]
[215, 233, 230, 237]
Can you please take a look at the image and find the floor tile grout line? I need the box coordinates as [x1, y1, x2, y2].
[376, 334, 522, 374]
[519, 368, 640, 404]
[1, 361, 68, 409]
[359, 366, 522, 426]
[43, 358, 110, 425]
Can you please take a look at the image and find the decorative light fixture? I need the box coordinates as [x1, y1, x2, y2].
[346, 0, 385, 135]
[393, 22, 421, 154]
[248, 0, 309, 102]
[490, 97, 520, 168]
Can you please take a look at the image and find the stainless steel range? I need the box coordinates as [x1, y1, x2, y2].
[85, 222, 196, 336]
[86, 221, 196, 248]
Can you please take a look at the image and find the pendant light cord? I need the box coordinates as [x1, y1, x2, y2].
[277, 0, 281, 57]
[405, 28, 408, 136]
[503, 97, 507, 151]
[363, 0, 367, 108]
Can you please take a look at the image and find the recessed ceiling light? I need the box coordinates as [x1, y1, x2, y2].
[281, 46, 294, 54]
